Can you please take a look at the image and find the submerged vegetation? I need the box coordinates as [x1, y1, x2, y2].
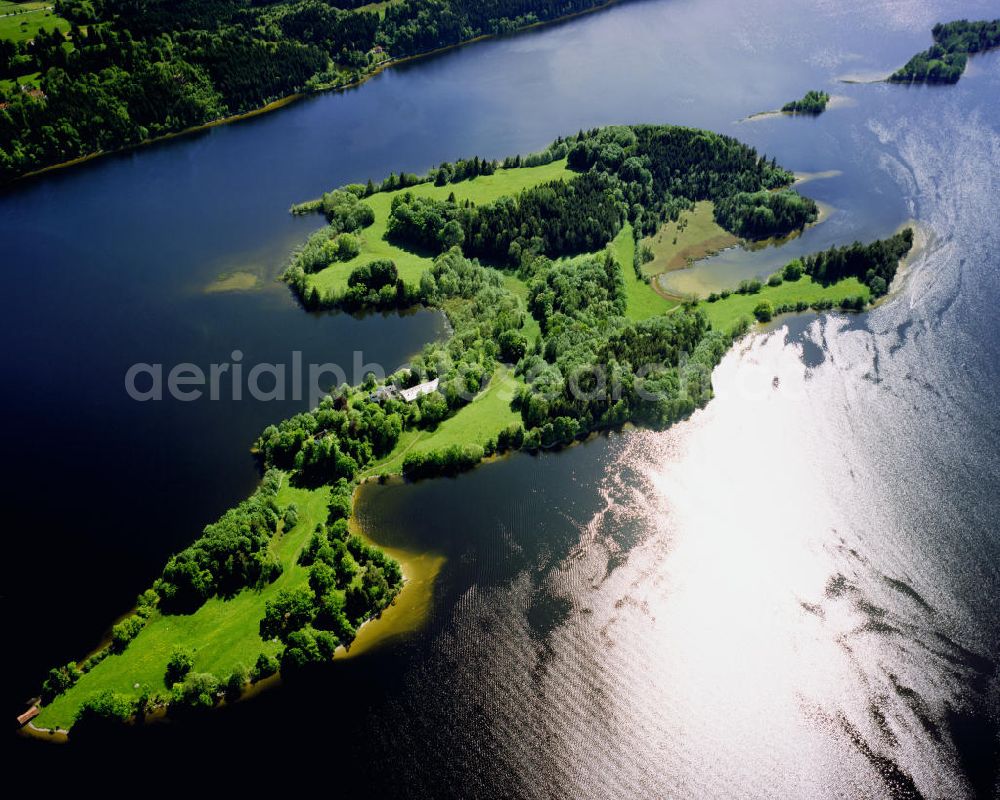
[889, 19, 1000, 84]
[781, 90, 830, 114]
[31, 125, 915, 737]
[0, 0, 628, 180]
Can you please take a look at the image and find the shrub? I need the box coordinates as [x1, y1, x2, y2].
[767, 273, 783, 287]
[782, 260, 803, 281]
[753, 300, 773, 322]
[171, 672, 219, 709]
[72, 690, 135, 735]
[110, 615, 146, 653]
[334, 233, 361, 261]
[42, 662, 82, 702]
[283, 503, 299, 531]
[402, 444, 485, 479]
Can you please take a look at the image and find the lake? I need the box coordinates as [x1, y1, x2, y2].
[4, 0, 999, 795]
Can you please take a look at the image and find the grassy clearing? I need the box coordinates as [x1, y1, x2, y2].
[702, 275, 870, 332]
[501, 273, 541, 342]
[355, 0, 404, 18]
[608, 223, 679, 320]
[360, 365, 522, 478]
[0, 4, 68, 44]
[639, 201, 738, 277]
[0, 70, 40, 92]
[304, 159, 572, 297]
[35, 479, 332, 731]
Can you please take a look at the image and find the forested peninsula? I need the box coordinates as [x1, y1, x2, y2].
[889, 19, 1000, 84]
[28, 125, 913, 739]
[0, 0, 628, 181]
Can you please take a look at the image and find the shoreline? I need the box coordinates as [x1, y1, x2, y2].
[18, 482, 444, 741]
[6, 0, 626, 187]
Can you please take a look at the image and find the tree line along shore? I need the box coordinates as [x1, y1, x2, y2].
[889, 19, 1000, 84]
[28, 124, 915, 738]
[0, 0, 628, 181]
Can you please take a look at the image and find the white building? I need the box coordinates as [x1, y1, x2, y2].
[399, 378, 440, 403]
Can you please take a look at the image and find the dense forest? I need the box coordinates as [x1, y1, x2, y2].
[0, 0, 624, 180]
[386, 171, 625, 263]
[802, 228, 913, 296]
[889, 19, 1000, 83]
[781, 89, 829, 114]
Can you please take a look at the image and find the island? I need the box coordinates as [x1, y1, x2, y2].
[889, 19, 1000, 84]
[26, 124, 913, 738]
[0, 0, 629, 181]
[781, 90, 830, 115]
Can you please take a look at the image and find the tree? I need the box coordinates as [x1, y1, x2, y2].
[438, 219, 465, 249]
[224, 663, 249, 699]
[260, 587, 315, 641]
[165, 647, 195, 687]
[251, 652, 279, 682]
[498, 330, 528, 362]
[308, 560, 337, 597]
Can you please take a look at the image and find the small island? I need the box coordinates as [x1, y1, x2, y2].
[781, 90, 830, 115]
[889, 19, 1000, 84]
[27, 125, 914, 739]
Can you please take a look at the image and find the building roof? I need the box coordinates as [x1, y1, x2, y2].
[368, 384, 398, 403]
[399, 378, 439, 403]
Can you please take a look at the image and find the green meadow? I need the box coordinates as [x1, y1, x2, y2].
[0, 3, 69, 44]
[303, 159, 572, 298]
[35, 479, 332, 731]
[702, 275, 870, 332]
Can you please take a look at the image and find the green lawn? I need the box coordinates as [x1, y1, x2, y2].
[304, 159, 572, 298]
[360, 365, 522, 478]
[35, 478, 332, 731]
[0, 4, 68, 44]
[702, 275, 870, 332]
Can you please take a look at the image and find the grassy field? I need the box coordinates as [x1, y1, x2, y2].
[0, 3, 68, 44]
[0, 69, 39, 92]
[639, 201, 738, 277]
[304, 159, 572, 298]
[702, 275, 870, 332]
[35, 478, 332, 731]
[360, 365, 522, 478]
[501, 273, 542, 342]
[355, 0, 404, 17]
[609, 223, 680, 320]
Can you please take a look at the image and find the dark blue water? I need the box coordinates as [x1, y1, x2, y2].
[4, 0, 1000, 794]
